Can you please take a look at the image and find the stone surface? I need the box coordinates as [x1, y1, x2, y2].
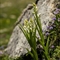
[4, 0, 60, 58]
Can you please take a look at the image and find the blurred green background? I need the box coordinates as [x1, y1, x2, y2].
[0, 0, 35, 48]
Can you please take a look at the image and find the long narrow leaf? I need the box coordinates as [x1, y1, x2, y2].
[32, 48, 38, 60]
[19, 24, 29, 40]
[45, 37, 50, 54]
[26, 48, 33, 58]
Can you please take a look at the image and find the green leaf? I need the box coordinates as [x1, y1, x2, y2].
[45, 37, 50, 53]
[32, 48, 38, 60]
[19, 24, 30, 43]
[26, 48, 33, 58]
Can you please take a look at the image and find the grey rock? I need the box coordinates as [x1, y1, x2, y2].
[4, 0, 60, 58]
[5, 26, 31, 58]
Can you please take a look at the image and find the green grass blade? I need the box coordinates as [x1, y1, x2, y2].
[32, 48, 38, 60]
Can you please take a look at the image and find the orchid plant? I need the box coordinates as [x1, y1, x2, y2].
[19, 3, 60, 60]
